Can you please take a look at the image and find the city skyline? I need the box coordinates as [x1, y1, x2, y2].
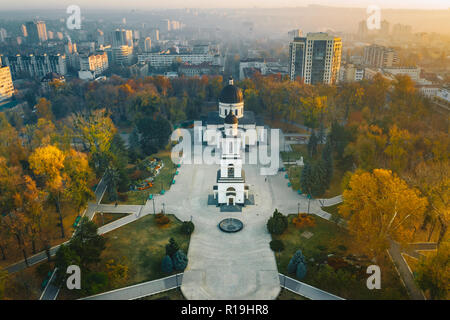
[0, 0, 449, 10]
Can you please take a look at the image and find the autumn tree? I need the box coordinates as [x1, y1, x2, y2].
[0, 113, 26, 166]
[0, 269, 7, 299]
[345, 124, 387, 170]
[339, 169, 427, 257]
[63, 149, 95, 212]
[405, 160, 449, 244]
[29, 145, 67, 238]
[300, 96, 328, 129]
[384, 125, 413, 173]
[16, 176, 47, 254]
[35, 97, 53, 121]
[415, 242, 449, 300]
[70, 110, 117, 175]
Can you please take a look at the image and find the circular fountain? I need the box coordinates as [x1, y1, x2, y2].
[218, 218, 244, 233]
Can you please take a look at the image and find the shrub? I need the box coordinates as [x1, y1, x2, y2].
[337, 245, 347, 252]
[287, 250, 307, 279]
[292, 214, 316, 228]
[155, 213, 170, 226]
[172, 250, 188, 271]
[316, 245, 327, 251]
[82, 271, 109, 295]
[165, 238, 179, 257]
[296, 262, 307, 279]
[267, 209, 288, 235]
[270, 240, 285, 253]
[180, 221, 195, 235]
[287, 259, 297, 274]
[161, 255, 174, 274]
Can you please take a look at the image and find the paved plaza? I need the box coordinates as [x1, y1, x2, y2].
[139, 145, 331, 300]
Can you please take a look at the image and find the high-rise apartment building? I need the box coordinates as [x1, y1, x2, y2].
[112, 29, 133, 47]
[0, 66, 14, 102]
[144, 37, 152, 52]
[112, 45, 133, 66]
[26, 21, 47, 43]
[357, 20, 368, 39]
[288, 29, 302, 39]
[289, 32, 342, 85]
[79, 51, 109, 76]
[21, 24, 28, 37]
[1, 53, 66, 79]
[363, 45, 399, 68]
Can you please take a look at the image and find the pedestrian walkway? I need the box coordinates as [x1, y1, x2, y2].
[81, 274, 183, 300]
[388, 240, 426, 300]
[279, 274, 344, 300]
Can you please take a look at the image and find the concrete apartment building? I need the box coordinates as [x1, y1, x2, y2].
[0, 66, 14, 102]
[363, 45, 399, 68]
[289, 32, 342, 84]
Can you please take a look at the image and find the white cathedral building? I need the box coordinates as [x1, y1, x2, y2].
[203, 77, 265, 149]
[212, 112, 249, 205]
[209, 77, 263, 206]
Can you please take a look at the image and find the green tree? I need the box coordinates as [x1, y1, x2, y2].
[161, 255, 174, 274]
[307, 132, 318, 158]
[172, 250, 188, 271]
[181, 221, 195, 235]
[267, 209, 288, 235]
[270, 240, 285, 253]
[70, 218, 106, 270]
[165, 237, 180, 257]
[54, 244, 80, 284]
[321, 139, 333, 187]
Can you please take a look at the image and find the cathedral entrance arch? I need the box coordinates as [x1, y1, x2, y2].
[226, 187, 236, 206]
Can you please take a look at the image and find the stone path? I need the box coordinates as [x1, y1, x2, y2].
[146, 146, 339, 300]
[81, 274, 183, 300]
[279, 274, 344, 300]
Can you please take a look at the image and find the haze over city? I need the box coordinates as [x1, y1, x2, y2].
[0, 0, 448, 308]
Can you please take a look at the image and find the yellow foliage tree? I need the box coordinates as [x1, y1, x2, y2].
[339, 169, 428, 257]
[384, 124, 413, 173]
[29, 145, 66, 238]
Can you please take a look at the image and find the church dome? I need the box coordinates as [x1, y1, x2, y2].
[219, 77, 243, 104]
[224, 112, 238, 124]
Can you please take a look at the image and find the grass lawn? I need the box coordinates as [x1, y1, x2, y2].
[139, 288, 186, 300]
[58, 213, 191, 299]
[281, 144, 308, 163]
[277, 288, 308, 300]
[92, 212, 129, 227]
[102, 150, 177, 205]
[272, 214, 409, 300]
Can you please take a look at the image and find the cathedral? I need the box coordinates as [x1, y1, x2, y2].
[209, 77, 263, 207]
[203, 77, 265, 149]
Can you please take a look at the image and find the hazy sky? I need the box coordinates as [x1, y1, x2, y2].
[1, 0, 449, 10]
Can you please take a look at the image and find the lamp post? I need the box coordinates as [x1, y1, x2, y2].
[162, 203, 165, 215]
[297, 202, 300, 217]
[152, 195, 155, 215]
[307, 195, 311, 215]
